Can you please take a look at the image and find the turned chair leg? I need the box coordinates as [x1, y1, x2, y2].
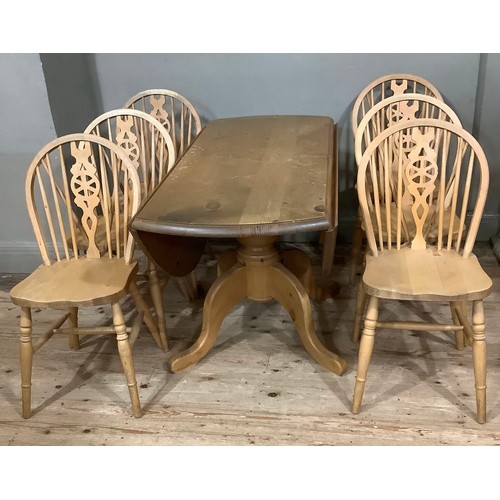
[68, 307, 79, 350]
[349, 211, 365, 287]
[450, 301, 465, 351]
[352, 295, 379, 414]
[459, 301, 472, 347]
[472, 299, 487, 424]
[450, 301, 473, 350]
[20, 306, 33, 419]
[352, 284, 367, 343]
[128, 280, 163, 350]
[112, 302, 142, 418]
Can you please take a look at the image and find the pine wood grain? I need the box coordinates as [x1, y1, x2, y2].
[363, 248, 492, 301]
[1, 242, 500, 444]
[353, 119, 491, 423]
[131, 116, 335, 238]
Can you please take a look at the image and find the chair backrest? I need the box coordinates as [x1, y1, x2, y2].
[354, 93, 461, 166]
[355, 94, 462, 209]
[352, 74, 443, 137]
[84, 109, 176, 200]
[357, 119, 489, 258]
[124, 89, 202, 158]
[26, 133, 141, 266]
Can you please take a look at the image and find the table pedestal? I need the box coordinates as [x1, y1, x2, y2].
[168, 236, 347, 375]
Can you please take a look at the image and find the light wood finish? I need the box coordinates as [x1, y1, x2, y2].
[358, 120, 488, 257]
[452, 301, 473, 347]
[352, 295, 379, 414]
[168, 262, 248, 373]
[351, 74, 443, 137]
[9, 133, 157, 418]
[362, 249, 491, 301]
[168, 236, 347, 376]
[350, 75, 444, 286]
[124, 89, 202, 159]
[352, 119, 492, 423]
[68, 307, 79, 350]
[214, 247, 339, 306]
[131, 116, 336, 238]
[354, 94, 460, 166]
[352, 281, 367, 343]
[84, 108, 180, 350]
[350, 92, 459, 286]
[472, 299, 487, 423]
[269, 260, 345, 374]
[2, 241, 500, 445]
[131, 116, 343, 376]
[113, 301, 142, 418]
[124, 89, 204, 300]
[84, 109, 176, 193]
[19, 306, 33, 419]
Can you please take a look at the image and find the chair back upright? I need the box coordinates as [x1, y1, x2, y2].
[354, 93, 461, 166]
[26, 134, 141, 266]
[357, 119, 489, 257]
[355, 94, 462, 210]
[85, 109, 176, 201]
[352, 74, 443, 138]
[124, 89, 202, 159]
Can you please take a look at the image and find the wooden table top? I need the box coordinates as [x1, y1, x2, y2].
[131, 115, 336, 238]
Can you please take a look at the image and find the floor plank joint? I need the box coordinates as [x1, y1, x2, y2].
[1, 241, 499, 445]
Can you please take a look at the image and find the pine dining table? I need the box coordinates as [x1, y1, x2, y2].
[130, 114, 347, 375]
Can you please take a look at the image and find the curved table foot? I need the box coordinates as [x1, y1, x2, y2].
[169, 236, 347, 376]
[168, 263, 247, 372]
[270, 263, 347, 375]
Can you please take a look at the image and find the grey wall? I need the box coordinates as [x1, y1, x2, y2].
[1, 53, 499, 272]
[93, 53, 490, 238]
[0, 54, 56, 272]
[39, 53, 103, 136]
[475, 54, 500, 214]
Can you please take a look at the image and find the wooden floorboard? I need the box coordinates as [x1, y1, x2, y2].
[1, 241, 500, 445]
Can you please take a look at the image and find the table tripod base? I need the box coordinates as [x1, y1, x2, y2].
[168, 236, 347, 375]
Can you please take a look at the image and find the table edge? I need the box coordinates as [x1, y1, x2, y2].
[130, 217, 334, 238]
[131, 115, 337, 239]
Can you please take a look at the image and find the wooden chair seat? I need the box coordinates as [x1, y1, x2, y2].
[10, 258, 138, 308]
[349, 87, 457, 287]
[351, 120, 491, 424]
[361, 203, 460, 241]
[362, 247, 492, 301]
[10, 133, 165, 419]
